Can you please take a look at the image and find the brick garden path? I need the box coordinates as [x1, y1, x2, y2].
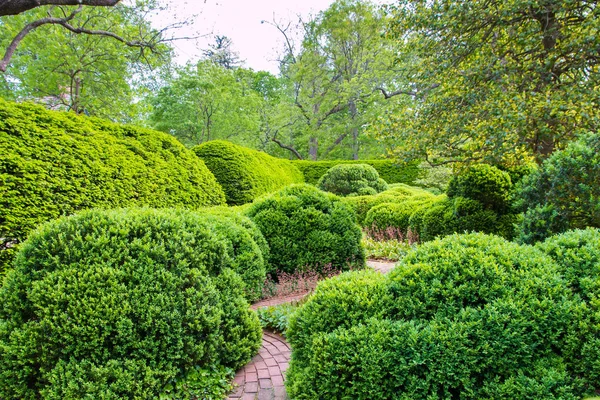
[227, 259, 396, 400]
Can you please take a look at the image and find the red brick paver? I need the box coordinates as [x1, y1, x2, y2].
[228, 331, 291, 400]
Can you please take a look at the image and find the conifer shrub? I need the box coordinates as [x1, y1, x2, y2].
[193, 140, 304, 206]
[0, 208, 261, 399]
[447, 164, 513, 212]
[0, 99, 226, 274]
[516, 133, 600, 243]
[317, 164, 388, 197]
[286, 233, 591, 399]
[246, 184, 365, 275]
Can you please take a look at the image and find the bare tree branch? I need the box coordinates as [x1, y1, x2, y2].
[0, 0, 120, 16]
[271, 137, 303, 160]
[376, 84, 440, 99]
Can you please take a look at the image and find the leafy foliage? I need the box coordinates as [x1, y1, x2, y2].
[317, 163, 388, 196]
[293, 159, 422, 185]
[256, 303, 300, 336]
[287, 233, 594, 399]
[193, 140, 304, 206]
[0, 208, 261, 399]
[376, 0, 600, 165]
[516, 133, 600, 243]
[0, 99, 225, 273]
[246, 184, 365, 275]
[364, 197, 438, 235]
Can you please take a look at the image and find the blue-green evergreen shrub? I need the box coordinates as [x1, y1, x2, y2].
[516, 133, 600, 243]
[193, 140, 304, 205]
[246, 184, 365, 275]
[0, 208, 261, 399]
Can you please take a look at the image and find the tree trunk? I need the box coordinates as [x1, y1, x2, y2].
[349, 101, 359, 160]
[309, 136, 318, 161]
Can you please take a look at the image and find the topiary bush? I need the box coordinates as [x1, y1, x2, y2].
[515, 133, 600, 243]
[286, 233, 593, 399]
[0, 99, 226, 274]
[447, 163, 513, 212]
[0, 208, 261, 399]
[292, 159, 423, 185]
[363, 197, 441, 238]
[317, 163, 388, 197]
[193, 140, 304, 206]
[246, 184, 365, 275]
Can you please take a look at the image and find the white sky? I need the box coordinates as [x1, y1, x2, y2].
[154, 0, 388, 74]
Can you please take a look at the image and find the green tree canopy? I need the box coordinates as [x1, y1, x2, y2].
[373, 0, 600, 166]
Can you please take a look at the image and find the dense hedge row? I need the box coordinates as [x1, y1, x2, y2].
[292, 159, 422, 185]
[287, 232, 599, 399]
[246, 184, 365, 275]
[0, 99, 226, 273]
[318, 164, 388, 196]
[0, 208, 262, 399]
[193, 141, 304, 206]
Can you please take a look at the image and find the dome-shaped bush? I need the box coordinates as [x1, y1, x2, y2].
[286, 233, 591, 399]
[317, 164, 388, 197]
[447, 164, 512, 212]
[0, 99, 226, 274]
[0, 208, 261, 399]
[246, 184, 365, 274]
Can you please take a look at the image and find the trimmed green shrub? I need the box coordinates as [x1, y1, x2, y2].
[292, 159, 422, 185]
[364, 198, 439, 237]
[447, 164, 513, 212]
[341, 186, 436, 226]
[516, 133, 600, 243]
[287, 233, 590, 399]
[538, 228, 600, 386]
[317, 164, 388, 196]
[418, 197, 517, 241]
[193, 140, 304, 205]
[0, 208, 261, 399]
[0, 99, 226, 274]
[286, 269, 387, 364]
[246, 184, 365, 274]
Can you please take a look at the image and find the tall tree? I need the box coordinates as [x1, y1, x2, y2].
[0, 4, 172, 120]
[202, 35, 242, 70]
[374, 0, 600, 166]
[150, 60, 269, 148]
[267, 0, 402, 160]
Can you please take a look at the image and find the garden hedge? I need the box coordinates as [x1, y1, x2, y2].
[0, 208, 261, 399]
[516, 132, 600, 243]
[317, 164, 388, 196]
[286, 233, 593, 399]
[447, 164, 513, 212]
[0, 99, 226, 273]
[193, 140, 304, 205]
[292, 159, 422, 185]
[246, 184, 365, 275]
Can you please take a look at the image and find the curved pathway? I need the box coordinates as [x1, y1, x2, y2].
[228, 260, 396, 400]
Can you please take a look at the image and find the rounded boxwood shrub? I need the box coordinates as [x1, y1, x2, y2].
[0, 99, 226, 274]
[516, 133, 600, 243]
[538, 228, 600, 386]
[447, 164, 513, 212]
[287, 233, 590, 399]
[0, 208, 261, 399]
[246, 184, 365, 275]
[363, 197, 439, 237]
[193, 140, 304, 206]
[286, 269, 387, 364]
[317, 164, 388, 197]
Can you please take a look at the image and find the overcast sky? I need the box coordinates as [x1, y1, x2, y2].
[154, 0, 388, 74]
